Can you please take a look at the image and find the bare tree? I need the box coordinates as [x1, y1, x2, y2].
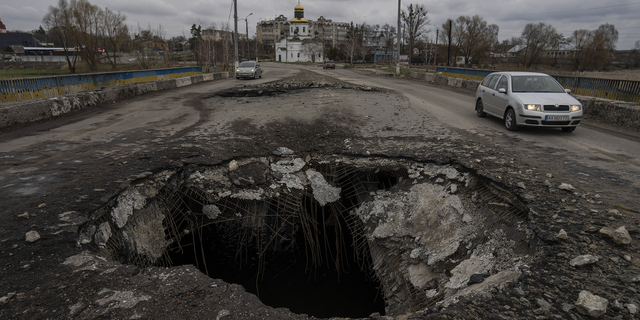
[100, 8, 128, 69]
[401, 4, 429, 63]
[302, 41, 323, 63]
[42, 0, 80, 73]
[569, 24, 618, 71]
[69, 0, 103, 71]
[519, 22, 562, 68]
[342, 22, 361, 64]
[452, 15, 498, 67]
[597, 23, 619, 53]
[381, 23, 396, 50]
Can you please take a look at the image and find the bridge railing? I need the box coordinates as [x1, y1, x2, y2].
[0, 67, 202, 103]
[436, 67, 640, 103]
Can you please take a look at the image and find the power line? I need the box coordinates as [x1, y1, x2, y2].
[484, 1, 640, 18]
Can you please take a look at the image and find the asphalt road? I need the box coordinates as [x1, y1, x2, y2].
[309, 64, 640, 211]
[2, 62, 639, 214]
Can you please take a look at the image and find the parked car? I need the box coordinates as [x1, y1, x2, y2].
[475, 71, 583, 132]
[323, 60, 335, 69]
[354, 59, 366, 64]
[236, 61, 262, 79]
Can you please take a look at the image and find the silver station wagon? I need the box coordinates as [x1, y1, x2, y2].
[475, 71, 583, 132]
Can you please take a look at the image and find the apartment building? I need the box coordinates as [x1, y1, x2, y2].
[257, 15, 349, 50]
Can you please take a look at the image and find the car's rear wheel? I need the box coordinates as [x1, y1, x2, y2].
[476, 99, 487, 118]
[504, 108, 518, 131]
[561, 127, 576, 133]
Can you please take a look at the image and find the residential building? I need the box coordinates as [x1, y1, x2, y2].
[256, 3, 349, 50]
[202, 29, 247, 42]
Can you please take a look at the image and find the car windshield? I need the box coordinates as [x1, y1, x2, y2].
[326, 60, 334, 63]
[239, 62, 255, 68]
[511, 76, 565, 93]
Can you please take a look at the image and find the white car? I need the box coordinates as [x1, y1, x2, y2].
[475, 71, 583, 132]
[236, 61, 262, 79]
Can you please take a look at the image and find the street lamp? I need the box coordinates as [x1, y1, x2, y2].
[241, 13, 253, 60]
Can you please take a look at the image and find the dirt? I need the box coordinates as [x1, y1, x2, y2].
[1, 68, 639, 319]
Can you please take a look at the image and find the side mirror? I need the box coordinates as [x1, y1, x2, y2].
[565, 89, 572, 93]
[498, 88, 507, 94]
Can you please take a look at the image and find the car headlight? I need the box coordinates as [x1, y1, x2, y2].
[526, 104, 541, 111]
[571, 105, 582, 112]
[250, 69, 255, 72]
[236, 69, 240, 73]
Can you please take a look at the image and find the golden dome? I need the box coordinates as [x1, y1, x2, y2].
[291, 1, 307, 24]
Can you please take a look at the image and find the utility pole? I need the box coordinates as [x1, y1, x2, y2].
[396, 0, 401, 75]
[243, 13, 253, 60]
[233, 0, 239, 70]
[447, 19, 452, 67]
[434, 28, 438, 68]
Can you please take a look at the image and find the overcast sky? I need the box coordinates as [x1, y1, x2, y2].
[1, 0, 639, 49]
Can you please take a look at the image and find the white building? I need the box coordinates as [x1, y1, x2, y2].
[275, 1, 323, 63]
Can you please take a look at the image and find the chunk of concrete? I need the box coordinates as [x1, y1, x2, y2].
[575, 290, 608, 317]
[306, 169, 341, 206]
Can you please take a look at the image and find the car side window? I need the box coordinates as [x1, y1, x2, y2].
[481, 75, 494, 87]
[496, 75, 508, 91]
[487, 75, 500, 90]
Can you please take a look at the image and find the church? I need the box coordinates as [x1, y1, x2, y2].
[275, 1, 324, 63]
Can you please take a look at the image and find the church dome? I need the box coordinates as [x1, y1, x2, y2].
[291, 1, 308, 24]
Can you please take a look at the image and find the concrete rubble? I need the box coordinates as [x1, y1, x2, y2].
[77, 154, 540, 315]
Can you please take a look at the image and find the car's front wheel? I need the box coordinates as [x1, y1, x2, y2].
[561, 127, 576, 133]
[504, 108, 518, 131]
[476, 99, 487, 118]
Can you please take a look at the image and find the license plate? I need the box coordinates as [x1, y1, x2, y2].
[545, 115, 569, 121]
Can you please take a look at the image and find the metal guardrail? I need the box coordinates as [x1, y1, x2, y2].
[436, 67, 640, 103]
[0, 67, 202, 103]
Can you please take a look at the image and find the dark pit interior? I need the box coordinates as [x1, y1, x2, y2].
[163, 166, 407, 318]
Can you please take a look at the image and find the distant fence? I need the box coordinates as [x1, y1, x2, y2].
[436, 67, 640, 103]
[0, 67, 202, 103]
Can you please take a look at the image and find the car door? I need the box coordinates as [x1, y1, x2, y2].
[490, 75, 510, 116]
[481, 74, 501, 115]
[256, 64, 261, 77]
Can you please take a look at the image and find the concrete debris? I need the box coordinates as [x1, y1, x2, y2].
[95, 222, 112, 248]
[558, 183, 576, 191]
[111, 187, 149, 228]
[570, 255, 599, 267]
[270, 158, 306, 174]
[407, 262, 436, 289]
[627, 304, 638, 314]
[306, 169, 341, 206]
[0, 293, 15, 306]
[600, 226, 632, 245]
[575, 290, 608, 318]
[446, 254, 495, 289]
[278, 173, 305, 190]
[534, 298, 551, 315]
[25, 231, 40, 242]
[17, 212, 29, 219]
[228, 160, 239, 171]
[611, 226, 632, 245]
[273, 147, 295, 156]
[556, 229, 568, 240]
[216, 309, 231, 320]
[203, 204, 222, 220]
[606, 209, 623, 219]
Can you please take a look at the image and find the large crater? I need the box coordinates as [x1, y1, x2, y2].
[77, 152, 541, 318]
